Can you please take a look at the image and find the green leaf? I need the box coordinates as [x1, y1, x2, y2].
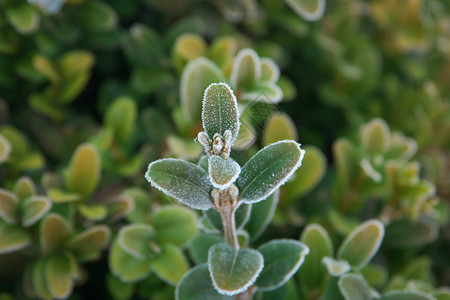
[256, 239, 309, 291]
[67, 225, 110, 261]
[230, 48, 261, 88]
[65, 143, 101, 198]
[381, 291, 436, 300]
[360, 118, 391, 154]
[339, 273, 373, 300]
[337, 219, 384, 268]
[285, 145, 326, 198]
[245, 190, 279, 241]
[124, 188, 152, 223]
[262, 112, 297, 147]
[189, 233, 224, 264]
[45, 255, 73, 299]
[59, 50, 95, 80]
[0, 134, 11, 163]
[106, 273, 135, 300]
[181, 58, 226, 122]
[361, 264, 388, 288]
[237, 140, 305, 204]
[332, 138, 357, 191]
[152, 244, 189, 285]
[208, 156, 241, 189]
[240, 81, 283, 103]
[105, 96, 137, 144]
[0, 189, 19, 224]
[435, 289, 450, 300]
[77, 204, 108, 221]
[299, 223, 333, 288]
[6, 3, 40, 34]
[198, 155, 209, 172]
[173, 33, 206, 71]
[153, 206, 198, 246]
[384, 217, 438, 248]
[285, 0, 326, 21]
[77, 1, 118, 31]
[32, 260, 53, 300]
[202, 82, 240, 141]
[41, 213, 71, 255]
[109, 240, 152, 283]
[322, 257, 351, 276]
[13, 176, 36, 201]
[117, 224, 154, 259]
[260, 58, 280, 83]
[175, 264, 233, 300]
[0, 223, 31, 254]
[255, 278, 299, 300]
[145, 158, 213, 210]
[21, 196, 52, 227]
[33, 55, 59, 83]
[48, 188, 81, 203]
[60, 71, 91, 104]
[208, 243, 264, 296]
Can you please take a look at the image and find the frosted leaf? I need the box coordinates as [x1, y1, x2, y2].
[285, 0, 326, 22]
[230, 48, 261, 88]
[208, 156, 241, 190]
[208, 243, 263, 296]
[338, 273, 373, 300]
[202, 83, 240, 143]
[236, 140, 305, 204]
[322, 257, 351, 276]
[360, 158, 382, 183]
[0, 134, 11, 163]
[181, 58, 226, 122]
[240, 81, 283, 103]
[260, 58, 280, 83]
[337, 219, 385, 268]
[145, 158, 213, 210]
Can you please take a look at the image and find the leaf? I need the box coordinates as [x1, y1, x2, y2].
[202, 82, 240, 141]
[322, 257, 351, 276]
[0, 134, 11, 163]
[106, 273, 135, 300]
[77, 204, 108, 221]
[245, 190, 279, 241]
[0, 223, 31, 254]
[41, 213, 71, 255]
[59, 50, 95, 79]
[48, 188, 82, 203]
[332, 138, 357, 192]
[299, 223, 333, 288]
[262, 112, 297, 147]
[337, 219, 384, 268]
[361, 264, 388, 288]
[65, 143, 101, 198]
[181, 58, 226, 122]
[6, 3, 40, 34]
[208, 243, 264, 296]
[198, 155, 209, 172]
[173, 33, 206, 71]
[240, 81, 283, 103]
[256, 239, 309, 291]
[117, 224, 154, 259]
[124, 188, 152, 223]
[189, 233, 224, 264]
[360, 118, 391, 154]
[260, 58, 280, 83]
[237, 140, 305, 204]
[145, 158, 213, 210]
[384, 217, 438, 248]
[109, 240, 152, 283]
[255, 278, 299, 300]
[13, 176, 36, 201]
[285, 145, 326, 198]
[381, 291, 436, 300]
[285, 0, 326, 21]
[77, 1, 118, 31]
[105, 96, 137, 144]
[338, 273, 372, 300]
[21, 196, 52, 227]
[175, 264, 233, 300]
[153, 206, 198, 246]
[32, 260, 53, 300]
[208, 156, 241, 189]
[45, 255, 73, 299]
[0, 189, 19, 224]
[67, 225, 110, 261]
[230, 48, 261, 88]
[152, 244, 189, 285]
[435, 289, 450, 300]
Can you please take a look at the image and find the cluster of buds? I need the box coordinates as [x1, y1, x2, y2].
[196, 129, 233, 158]
[211, 184, 240, 210]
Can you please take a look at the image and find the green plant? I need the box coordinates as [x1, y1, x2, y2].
[145, 83, 309, 299]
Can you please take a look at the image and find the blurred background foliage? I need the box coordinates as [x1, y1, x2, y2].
[0, 0, 449, 299]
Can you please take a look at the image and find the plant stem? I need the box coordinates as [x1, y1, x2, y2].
[218, 190, 239, 249]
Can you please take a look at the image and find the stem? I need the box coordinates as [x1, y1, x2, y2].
[217, 190, 239, 249]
